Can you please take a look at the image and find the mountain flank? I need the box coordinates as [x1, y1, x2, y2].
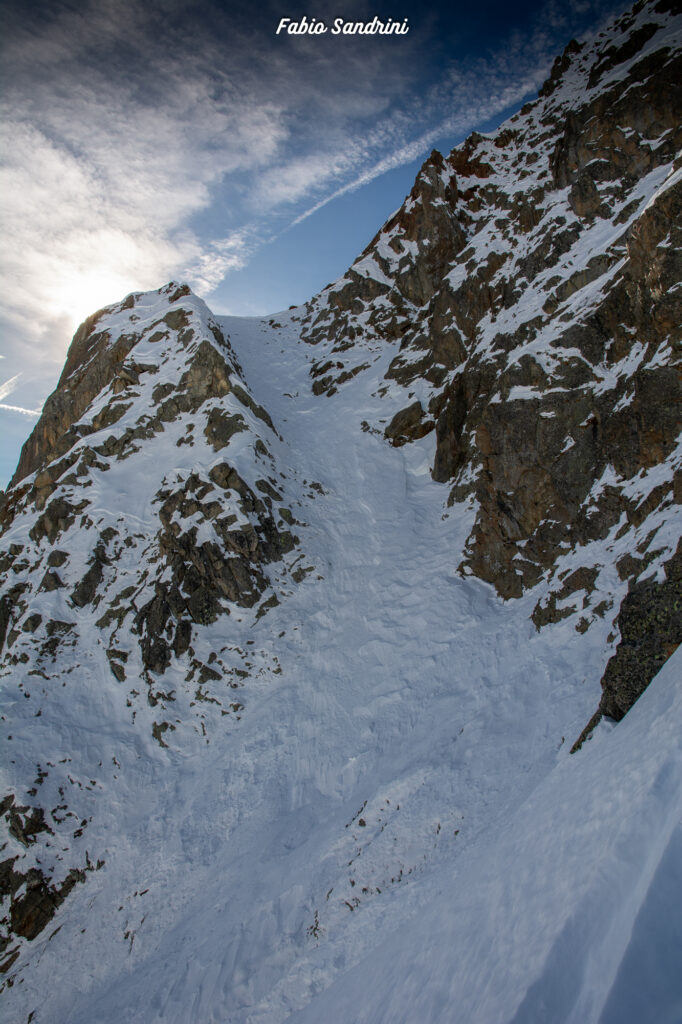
[1, 2, 680, 1021]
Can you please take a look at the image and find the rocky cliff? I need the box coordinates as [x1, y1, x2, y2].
[0, 283, 309, 966]
[299, 0, 681, 722]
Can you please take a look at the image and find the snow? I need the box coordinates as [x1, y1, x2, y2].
[291, 647, 682, 1024]
[3, 300, 679, 1024]
[3, 6, 682, 1019]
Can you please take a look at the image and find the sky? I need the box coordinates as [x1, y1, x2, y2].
[0, 0, 628, 487]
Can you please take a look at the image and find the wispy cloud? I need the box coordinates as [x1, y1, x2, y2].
[188, 230, 262, 296]
[0, 403, 41, 417]
[1, 1, 417, 384]
[257, 0, 622, 232]
[0, 375, 40, 416]
[0, 375, 20, 403]
[286, 59, 545, 228]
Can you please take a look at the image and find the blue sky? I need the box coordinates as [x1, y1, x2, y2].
[0, 0, 627, 486]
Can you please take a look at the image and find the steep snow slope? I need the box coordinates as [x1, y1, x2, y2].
[291, 646, 682, 1024]
[1, 1, 681, 1020]
[1, 306, 678, 1024]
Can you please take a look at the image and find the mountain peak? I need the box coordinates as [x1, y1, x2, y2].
[10, 282, 209, 488]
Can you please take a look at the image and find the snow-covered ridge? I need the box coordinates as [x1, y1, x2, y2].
[0, 282, 314, 983]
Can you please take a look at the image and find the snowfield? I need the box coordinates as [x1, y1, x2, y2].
[3, 307, 679, 1024]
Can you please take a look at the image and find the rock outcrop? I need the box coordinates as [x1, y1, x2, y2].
[598, 542, 681, 721]
[299, 0, 681, 719]
[0, 283, 303, 959]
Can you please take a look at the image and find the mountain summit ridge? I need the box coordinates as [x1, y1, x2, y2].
[1, 1, 681, 1020]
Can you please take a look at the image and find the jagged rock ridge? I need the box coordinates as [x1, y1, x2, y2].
[301, 0, 680, 611]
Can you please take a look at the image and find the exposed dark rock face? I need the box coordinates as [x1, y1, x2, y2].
[132, 466, 296, 673]
[10, 284, 191, 487]
[599, 546, 681, 721]
[571, 545, 681, 750]
[0, 795, 97, 968]
[300, 0, 681, 695]
[384, 401, 432, 447]
[0, 285, 298, 680]
[1, 855, 86, 964]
